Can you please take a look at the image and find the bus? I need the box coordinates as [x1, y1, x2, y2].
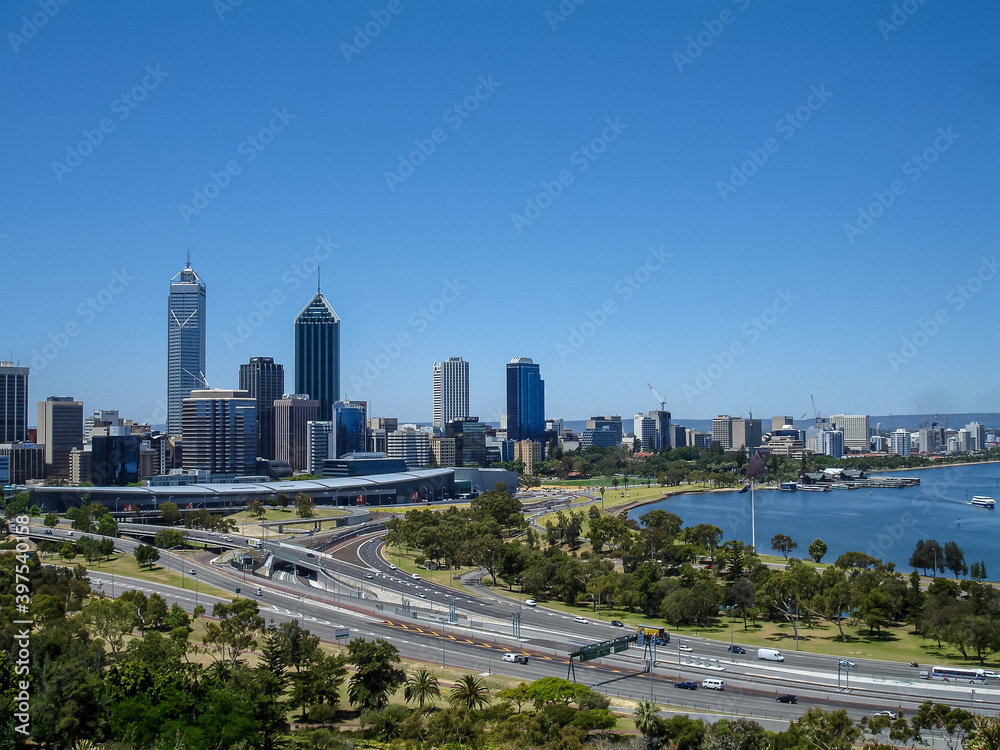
[929, 666, 986, 683]
[635, 625, 670, 644]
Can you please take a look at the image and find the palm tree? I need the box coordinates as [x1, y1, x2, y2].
[403, 668, 441, 711]
[448, 674, 491, 710]
[634, 700, 662, 750]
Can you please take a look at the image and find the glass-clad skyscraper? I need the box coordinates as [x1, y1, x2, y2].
[167, 259, 207, 435]
[239, 357, 284, 459]
[506, 357, 545, 446]
[294, 288, 340, 418]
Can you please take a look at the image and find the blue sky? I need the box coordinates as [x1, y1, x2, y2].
[3, 1, 998, 426]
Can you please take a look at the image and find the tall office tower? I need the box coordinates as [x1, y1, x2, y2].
[830, 414, 870, 453]
[181, 389, 258, 476]
[634, 414, 656, 451]
[85, 410, 121, 444]
[0, 443, 44, 484]
[712, 415, 733, 449]
[387, 427, 431, 469]
[731, 418, 762, 451]
[274, 395, 319, 471]
[771, 416, 795, 431]
[890, 428, 912, 457]
[506, 358, 545, 447]
[670, 424, 686, 449]
[239, 357, 285, 459]
[90, 426, 140, 486]
[167, 259, 207, 435]
[445, 417, 487, 467]
[966, 421, 986, 451]
[37, 396, 83, 479]
[306, 420, 335, 475]
[332, 401, 367, 457]
[649, 410, 672, 449]
[810, 427, 845, 458]
[433, 357, 469, 431]
[514, 440, 542, 475]
[0, 362, 28, 443]
[293, 281, 340, 418]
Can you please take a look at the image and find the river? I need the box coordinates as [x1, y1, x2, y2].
[625, 462, 1000, 576]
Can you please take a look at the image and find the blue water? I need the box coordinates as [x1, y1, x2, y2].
[626, 463, 1000, 576]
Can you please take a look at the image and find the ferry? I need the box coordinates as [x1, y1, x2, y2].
[970, 496, 996, 509]
[797, 484, 832, 492]
[778, 482, 798, 492]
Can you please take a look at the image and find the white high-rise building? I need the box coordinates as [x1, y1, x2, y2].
[808, 427, 844, 458]
[388, 427, 430, 469]
[433, 357, 469, 431]
[633, 414, 656, 451]
[306, 421, 335, 475]
[830, 414, 870, 452]
[890, 428, 911, 457]
[966, 422, 986, 451]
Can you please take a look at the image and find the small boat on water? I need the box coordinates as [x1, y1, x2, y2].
[779, 482, 797, 492]
[797, 484, 832, 492]
[970, 496, 996, 508]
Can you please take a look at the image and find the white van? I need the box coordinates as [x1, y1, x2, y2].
[702, 679, 725, 690]
[757, 648, 785, 662]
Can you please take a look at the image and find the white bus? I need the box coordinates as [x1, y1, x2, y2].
[929, 665, 985, 683]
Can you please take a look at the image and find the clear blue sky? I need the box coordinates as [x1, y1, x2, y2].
[3, 1, 998, 425]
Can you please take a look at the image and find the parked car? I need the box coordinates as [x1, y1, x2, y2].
[674, 681, 698, 690]
[573, 616, 588, 624]
[727, 645, 746, 654]
[524, 599, 536, 606]
[610, 620, 624, 627]
[776, 695, 797, 704]
[874, 711, 898, 720]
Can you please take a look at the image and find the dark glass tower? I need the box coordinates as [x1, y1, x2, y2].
[167, 258, 207, 435]
[239, 357, 284, 459]
[506, 357, 545, 446]
[294, 284, 340, 418]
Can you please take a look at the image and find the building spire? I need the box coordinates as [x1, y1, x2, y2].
[186, 248, 191, 268]
[317, 267, 321, 294]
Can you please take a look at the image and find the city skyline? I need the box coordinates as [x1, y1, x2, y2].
[3, 3, 998, 423]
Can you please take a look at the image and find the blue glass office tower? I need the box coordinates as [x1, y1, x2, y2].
[294, 286, 340, 419]
[506, 357, 545, 447]
[332, 401, 366, 457]
[167, 259, 207, 436]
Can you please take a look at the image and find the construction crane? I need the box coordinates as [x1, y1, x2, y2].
[647, 383, 666, 411]
[810, 394, 821, 426]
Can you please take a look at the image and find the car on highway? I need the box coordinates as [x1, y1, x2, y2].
[727, 645, 746, 654]
[674, 681, 698, 690]
[678, 645, 693, 652]
[573, 616, 588, 624]
[255, 588, 263, 596]
[364, 573, 374, 579]
[525, 599, 536, 606]
[838, 659, 856, 668]
[44, 529, 52, 535]
[189, 569, 196, 574]
[874, 711, 898, 720]
[418, 593, 426, 598]
[306, 553, 315, 557]
[389, 563, 397, 569]
[502, 652, 529, 664]
[66, 530, 73, 536]
[411, 573, 420, 579]
[776, 695, 797, 704]
[610, 620, 624, 627]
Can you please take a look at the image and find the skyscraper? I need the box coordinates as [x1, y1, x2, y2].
[294, 282, 340, 418]
[0, 361, 28, 443]
[433, 357, 469, 431]
[830, 414, 870, 453]
[239, 357, 284, 459]
[167, 258, 207, 435]
[274, 395, 319, 471]
[37, 396, 84, 479]
[506, 357, 544, 446]
[331, 400, 367, 457]
[181, 389, 258, 476]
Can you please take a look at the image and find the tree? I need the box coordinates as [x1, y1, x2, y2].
[404, 668, 441, 711]
[82, 596, 134, 663]
[203, 598, 265, 664]
[60, 542, 77, 561]
[448, 674, 492, 710]
[808, 538, 828, 563]
[910, 539, 945, 576]
[346, 638, 406, 710]
[770, 533, 797, 559]
[43, 512, 59, 527]
[134, 543, 159, 569]
[294, 491, 314, 518]
[524, 676, 589, 706]
[970, 561, 988, 582]
[159, 501, 180, 524]
[944, 540, 966, 579]
[98, 537, 115, 560]
[276, 491, 289, 509]
[634, 700, 663, 750]
[247, 499, 266, 519]
[966, 714, 1000, 750]
[96, 514, 118, 537]
[153, 528, 186, 549]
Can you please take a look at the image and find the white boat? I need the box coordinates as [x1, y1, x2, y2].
[797, 484, 832, 492]
[970, 496, 996, 508]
